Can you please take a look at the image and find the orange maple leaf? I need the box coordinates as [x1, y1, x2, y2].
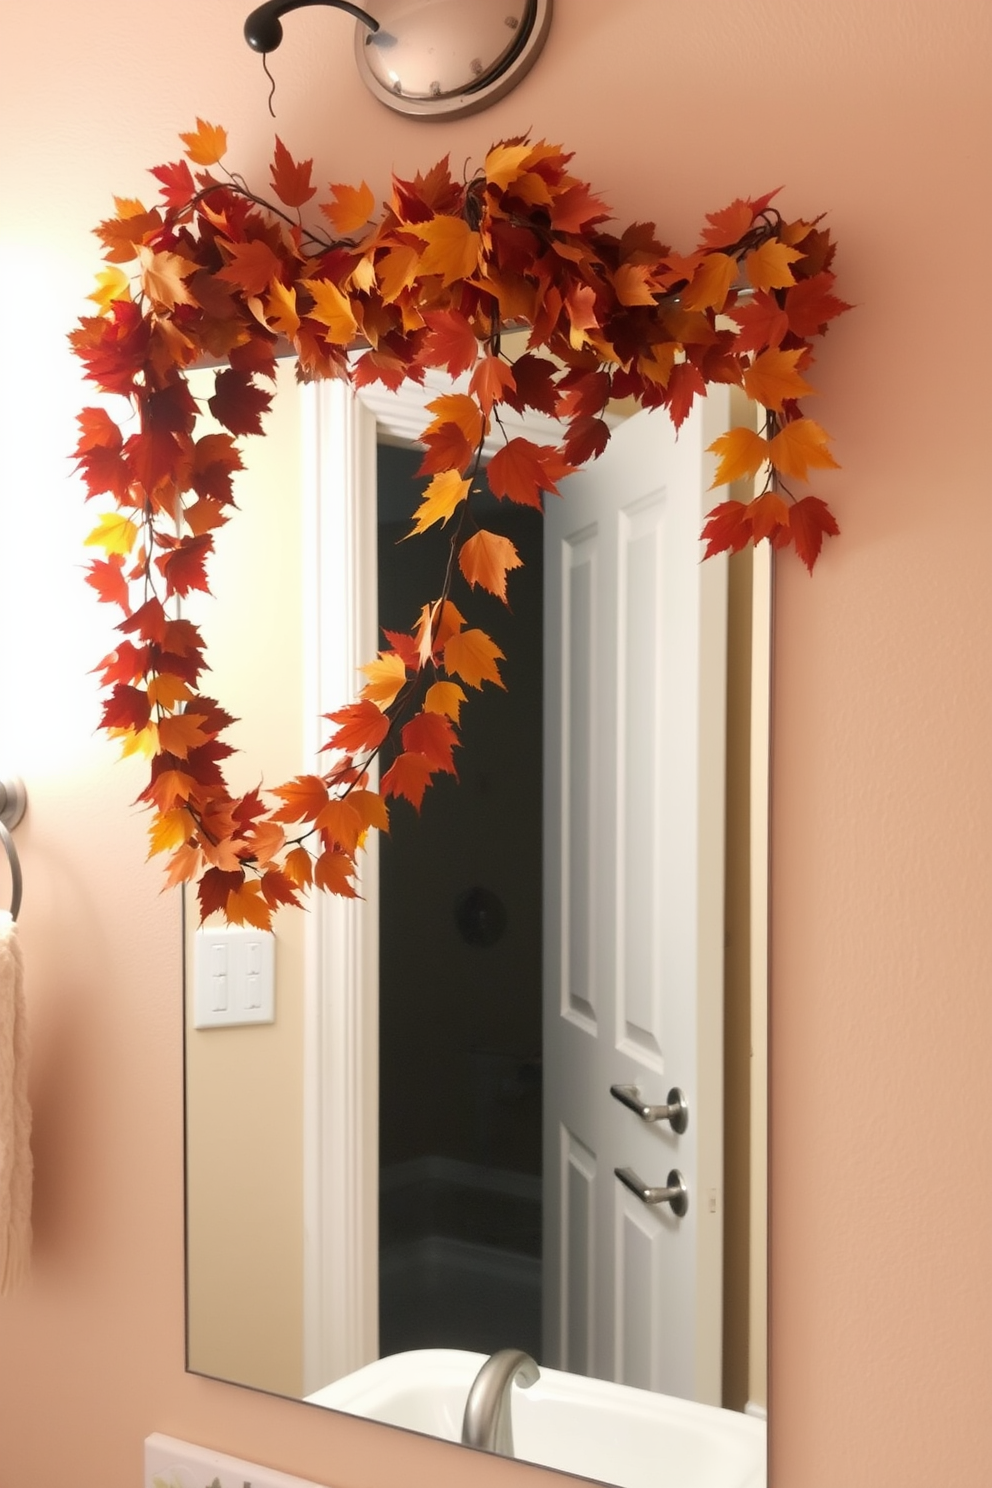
[459, 529, 523, 601]
[444, 628, 506, 690]
[708, 427, 769, 487]
[409, 216, 481, 287]
[315, 796, 364, 852]
[283, 846, 314, 888]
[179, 119, 228, 167]
[270, 136, 317, 208]
[217, 239, 284, 297]
[469, 355, 517, 417]
[320, 180, 376, 235]
[348, 788, 389, 834]
[418, 422, 474, 477]
[157, 712, 212, 758]
[314, 848, 359, 898]
[324, 699, 391, 755]
[226, 880, 273, 930]
[742, 348, 814, 411]
[423, 392, 484, 447]
[681, 252, 737, 313]
[271, 774, 329, 823]
[612, 263, 658, 308]
[768, 418, 840, 481]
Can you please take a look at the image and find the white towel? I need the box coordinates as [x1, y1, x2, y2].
[0, 911, 31, 1294]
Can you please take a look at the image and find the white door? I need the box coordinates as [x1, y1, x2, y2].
[542, 390, 731, 1407]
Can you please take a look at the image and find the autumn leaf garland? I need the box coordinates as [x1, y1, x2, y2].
[71, 121, 850, 927]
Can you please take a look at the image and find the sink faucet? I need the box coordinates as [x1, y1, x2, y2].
[461, 1348, 540, 1457]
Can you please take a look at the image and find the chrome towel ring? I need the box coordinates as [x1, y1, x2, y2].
[0, 776, 26, 921]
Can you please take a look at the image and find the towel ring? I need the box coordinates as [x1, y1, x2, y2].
[0, 776, 26, 921]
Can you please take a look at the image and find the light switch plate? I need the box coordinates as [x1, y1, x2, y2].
[146, 1433, 327, 1488]
[193, 925, 275, 1029]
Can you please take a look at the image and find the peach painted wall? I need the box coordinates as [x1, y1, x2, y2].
[0, 3, 989, 1487]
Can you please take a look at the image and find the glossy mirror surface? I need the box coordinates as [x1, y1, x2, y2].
[184, 359, 769, 1487]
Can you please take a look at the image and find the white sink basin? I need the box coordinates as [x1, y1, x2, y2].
[309, 1349, 765, 1488]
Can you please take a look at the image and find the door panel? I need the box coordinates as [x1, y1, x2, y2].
[543, 391, 731, 1405]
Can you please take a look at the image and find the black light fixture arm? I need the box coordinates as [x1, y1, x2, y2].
[244, 0, 379, 54]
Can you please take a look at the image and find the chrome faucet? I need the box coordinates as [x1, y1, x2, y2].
[461, 1348, 540, 1457]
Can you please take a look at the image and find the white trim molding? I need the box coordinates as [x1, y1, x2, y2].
[301, 378, 380, 1393]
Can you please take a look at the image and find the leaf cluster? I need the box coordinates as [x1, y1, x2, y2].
[71, 121, 849, 925]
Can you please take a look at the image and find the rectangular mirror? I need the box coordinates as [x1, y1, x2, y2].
[184, 356, 770, 1488]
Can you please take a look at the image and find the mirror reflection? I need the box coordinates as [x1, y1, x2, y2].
[184, 356, 769, 1488]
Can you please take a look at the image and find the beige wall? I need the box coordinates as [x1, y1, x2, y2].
[0, 4, 989, 1487]
[183, 368, 306, 1397]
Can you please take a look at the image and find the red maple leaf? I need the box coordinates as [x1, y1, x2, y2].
[208, 369, 272, 437]
[419, 310, 479, 379]
[401, 711, 459, 774]
[380, 752, 435, 809]
[788, 495, 840, 572]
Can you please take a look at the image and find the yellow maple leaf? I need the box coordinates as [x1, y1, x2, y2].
[376, 245, 421, 303]
[110, 722, 159, 759]
[85, 512, 140, 556]
[359, 651, 407, 709]
[409, 470, 471, 535]
[409, 216, 482, 287]
[349, 255, 377, 294]
[745, 240, 804, 292]
[265, 279, 300, 338]
[424, 681, 467, 723]
[147, 807, 193, 858]
[88, 266, 132, 314]
[485, 142, 534, 191]
[302, 277, 358, 344]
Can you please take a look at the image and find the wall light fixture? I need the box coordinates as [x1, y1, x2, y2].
[244, 0, 553, 118]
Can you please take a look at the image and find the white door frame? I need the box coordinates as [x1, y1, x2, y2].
[300, 372, 563, 1393]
